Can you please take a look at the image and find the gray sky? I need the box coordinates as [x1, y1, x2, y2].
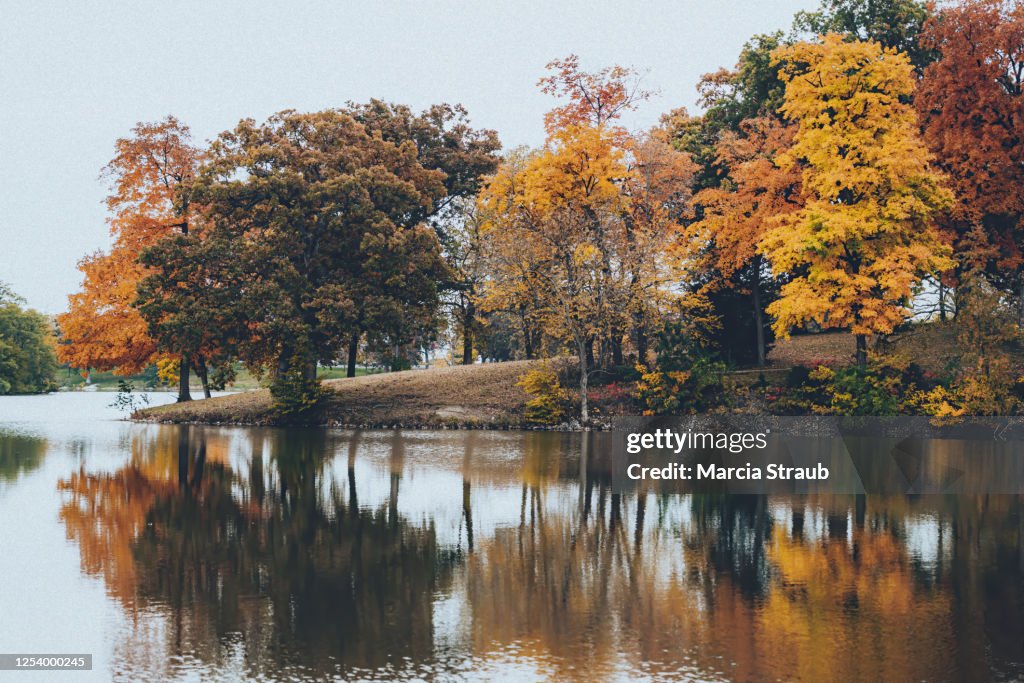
[0, 0, 816, 314]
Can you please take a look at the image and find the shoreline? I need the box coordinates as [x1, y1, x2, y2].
[133, 360, 559, 430]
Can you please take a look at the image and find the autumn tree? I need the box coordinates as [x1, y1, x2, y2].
[697, 32, 790, 145]
[346, 100, 501, 223]
[345, 100, 501, 368]
[476, 149, 549, 361]
[480, 127, 631, 422]
[186, 109, 450, 407]
[441, 200, 488, 364]
[480, 57, 685, 421]
[537, 54, 654, 132]
[622, 126, 698, 364]
[674, 33, 799, 367]
[57, 117, 201, 401]
[688, 117, 803, 366]
[135, 231, 247, 398]
[541, 55, 687, 367]
[916, 0, 1024, 319]
[760, 35, 952, 367]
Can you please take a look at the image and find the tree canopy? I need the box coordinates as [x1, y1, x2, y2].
[0, 283, 58, 394]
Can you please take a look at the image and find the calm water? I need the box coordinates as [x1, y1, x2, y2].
[1, 394, 1023, 682]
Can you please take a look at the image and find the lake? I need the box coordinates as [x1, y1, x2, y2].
[1, 393, 1022, 682]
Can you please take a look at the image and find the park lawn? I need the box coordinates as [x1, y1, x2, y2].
[133, 325, 994, 428]
[136, 359, 545, 428]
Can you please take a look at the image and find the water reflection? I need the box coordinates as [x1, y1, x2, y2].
[55, 427, 1024, 682]
[0, 431, 47, 489]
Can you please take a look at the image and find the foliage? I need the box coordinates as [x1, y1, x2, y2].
[761, 35, 953, 365]
[915, 271, 1024, 416]
[634, 317, 728, 415]
[916, 0, 1024, 299]
[768, 358, 934, 415]
[479, 57, 692, 421]
[346, 100, 501, 223]
[269, 359, 330, 417]
[537, 54, 654, 133]
[345, 101, 501, 369]
[0, 284, 58, 394]
[686, 116, 800, 366]
[517, 364, 573, 424]
[793, 0, 935, 70]
[186, 108, 452, 405]
[57, 117, 199, 380]
[826, 365, 902, 416]
[698, 32, 791, 136]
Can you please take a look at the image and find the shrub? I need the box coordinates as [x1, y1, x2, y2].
[784, 364, 812, 388]
[270, 362, 328, 416]
[635, 356, 727, 416]
[517, 363, 572, 424]
[769, 356, 943, 416]
[587, 381, 635, 415]
[634, 317, 728, 416]
[828, 365, 901, 416]
[915, 357, 1022, 417]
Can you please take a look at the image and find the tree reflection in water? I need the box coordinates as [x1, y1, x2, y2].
[0, 430, 47, 490]
[57, 428, 1024, 682]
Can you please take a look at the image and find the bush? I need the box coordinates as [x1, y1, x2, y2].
[635, 356, 728, 415]
[270, 362, 328, 416]
[828, 365, 901, 416]
[517, 363, 572, 424]
[768, 356, 941, 416]
[913, 357, 1022, 417]
[634, 318, 728, 416]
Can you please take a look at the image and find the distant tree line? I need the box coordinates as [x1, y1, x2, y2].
[0, 282, 57, 394]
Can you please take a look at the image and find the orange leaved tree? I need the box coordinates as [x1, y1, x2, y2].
[917, 0, 1024, 319]
[57, 116, 201, 401]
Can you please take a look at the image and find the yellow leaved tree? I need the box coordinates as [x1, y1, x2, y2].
[759, 34, 952, 367]
[478, 57, 693, 423]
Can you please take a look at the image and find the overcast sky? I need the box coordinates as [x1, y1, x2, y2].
[0, 0, 817, 314]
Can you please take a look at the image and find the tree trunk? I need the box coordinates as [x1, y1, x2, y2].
[347, 332, 359, 378]
[195, 355, 211, 399]
[635, 319, 648, 367]
[611, 328, 623, 366]
[752, 273, 766, 368]
[462, 478, 473, 552]
[855, 334, 868, 369]
[1018, 278, 1024, 329]
[938, 281, 948, 322]
[524, 322, 534, 360]
[577, 340, 589, 424]
[177, 351, 192, 403]
[585, 337, 595, 369]
[462, 306, 474, 365]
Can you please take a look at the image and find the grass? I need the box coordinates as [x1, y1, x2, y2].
[134, 324, 982, 428]
[136, 359, 549, 428]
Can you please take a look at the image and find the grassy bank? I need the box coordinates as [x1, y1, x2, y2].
[133, 326, 994, 428]
[135, 360, 547, 428]
[132, 334, 856, 428]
